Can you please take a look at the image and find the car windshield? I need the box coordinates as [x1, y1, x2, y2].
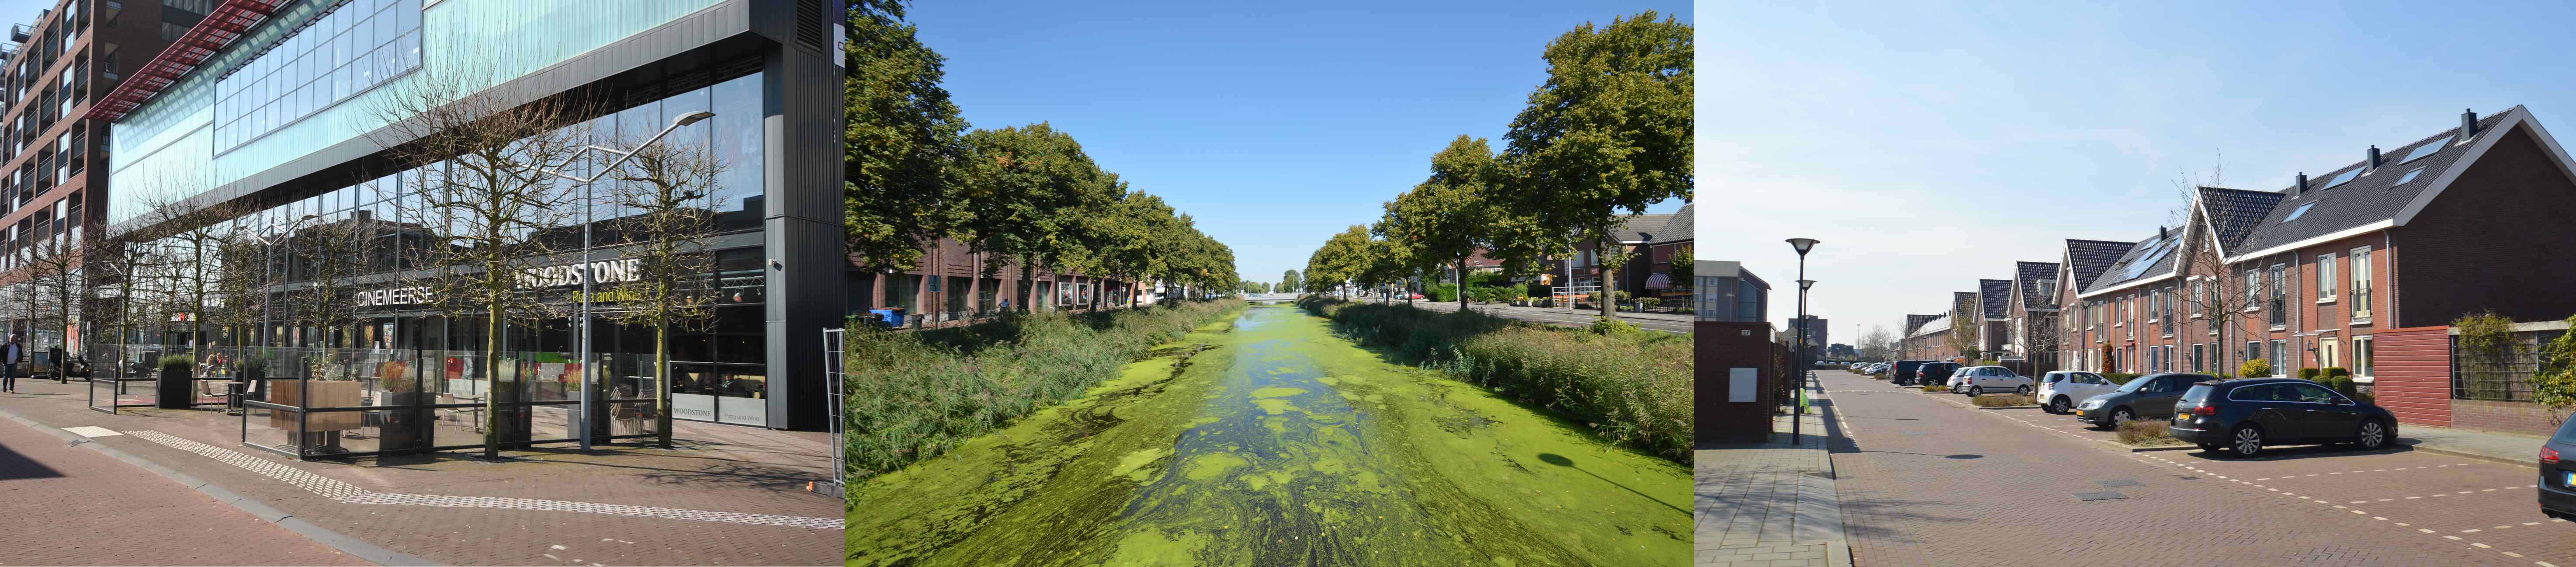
[2180, 384, 2213, 405]
[2555, 415, 2576, 445]
[2117, 376, 2155, 393]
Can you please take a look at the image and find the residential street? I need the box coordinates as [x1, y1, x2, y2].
[1808, 371, 2568, 567]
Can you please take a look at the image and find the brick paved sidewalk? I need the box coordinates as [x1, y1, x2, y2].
[1697, 372, 1852, 567]
[0, 378, 839, 566]
[0, 411, 373, 566]
[2396, 424, 2549, 469]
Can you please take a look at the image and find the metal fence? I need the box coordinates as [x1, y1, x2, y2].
[821, 327, 845, 498]
[2452, 329, 2561, 403]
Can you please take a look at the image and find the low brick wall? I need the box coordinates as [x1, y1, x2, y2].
[1700, 321, 1777, 443]
[2450, 399, 2567, 438]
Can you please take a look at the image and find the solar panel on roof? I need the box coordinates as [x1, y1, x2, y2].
[2283, 202, 2317, 222]
[2400, 136, 2453, 163]
[2395, 168, 2423, 185]
[2117, 237, 2174, 280]
[2323, 168, 2364, 188]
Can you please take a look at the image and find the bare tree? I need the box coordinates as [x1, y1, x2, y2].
[1946, 314, 1981, 362]
[286, 216, 377, 379]
[600, 137, 726, 448]
[18, 214, 84, 359]
[369, 61, 594, 459]
[127, 178, 253, 365]
[1857, 324, 1897, 361]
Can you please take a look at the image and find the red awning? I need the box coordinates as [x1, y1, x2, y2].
[1644, 273, 1673, 289]
[86, 0, 287, 122]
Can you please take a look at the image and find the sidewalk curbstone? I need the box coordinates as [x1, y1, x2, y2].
[2398, 438, 2537, 470]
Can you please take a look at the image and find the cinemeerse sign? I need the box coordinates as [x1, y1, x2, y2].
[355, 259, 645, 306]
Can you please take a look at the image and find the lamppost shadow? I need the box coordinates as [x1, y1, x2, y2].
[1536, 452, 1688, 515]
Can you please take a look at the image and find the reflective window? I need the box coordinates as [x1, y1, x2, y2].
[216, 0, 424, 153]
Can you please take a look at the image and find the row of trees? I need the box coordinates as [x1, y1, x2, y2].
[1300, 11, 1692, 318]
[845, 1, 1236, 309]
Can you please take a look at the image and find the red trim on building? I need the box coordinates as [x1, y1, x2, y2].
[85, 0, 286, 122]
[2373, 325, 2453, 428]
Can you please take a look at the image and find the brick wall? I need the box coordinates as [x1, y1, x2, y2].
[2451, 399, 2566, 438]
[2394, 123, 2576, 328]
[2373, 325, 2453, 428]
[1700, 321, 1777, 443]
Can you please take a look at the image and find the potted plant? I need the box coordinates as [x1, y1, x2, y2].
[154, 355, 194, 409]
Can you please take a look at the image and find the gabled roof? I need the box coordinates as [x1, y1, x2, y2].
[1978, 279, 2011, 320]
[2015, 261, 2061, 309]
[2086, 229, 2182, 292]
[2063, 239, 2135, 292]
[1657, 203, 1694, 243]
[2195, 186, 2287, 251]
[2229, 108, 2519, 255]
[1613, 214, 1673, 243]
[1952, 292, 1979, 320]
[1905, 314, 1941, 336]
[1910, 314, 1951, 337]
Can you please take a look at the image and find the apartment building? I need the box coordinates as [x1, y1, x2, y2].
[0, 0, 178, 349]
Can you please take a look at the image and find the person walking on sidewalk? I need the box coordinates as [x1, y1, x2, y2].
[1, 331, 22, 392]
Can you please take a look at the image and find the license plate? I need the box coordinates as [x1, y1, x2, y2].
[2565, 471, 2575, 487]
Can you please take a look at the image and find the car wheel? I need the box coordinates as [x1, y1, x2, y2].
[1968, 386, 1983, 396]
[2048, 397, 2070, 414]
[2354, 420, 2389, 450]
[2017, 385, 2032, 396]
[2231, 424, 2265, 458]
[2107, 407, 2132, 429]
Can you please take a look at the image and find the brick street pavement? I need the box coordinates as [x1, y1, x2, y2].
[0, 377, 839, 566]
[1815, 371, 2539, 567]
[1699, 372, 1852, 567]
[0, 412, 371, 566]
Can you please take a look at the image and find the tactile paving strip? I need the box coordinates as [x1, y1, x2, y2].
[125, 430, 843, 530]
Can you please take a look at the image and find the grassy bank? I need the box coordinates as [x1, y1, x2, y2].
[843, 299, 1248, 478]
[1296, 296, 1692, 461]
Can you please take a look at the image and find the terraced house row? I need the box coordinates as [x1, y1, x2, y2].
[1900, 106, 2576, 437]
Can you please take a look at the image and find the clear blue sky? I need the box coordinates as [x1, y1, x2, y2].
[908, 1, 1692, 285]
[1704, 0, 2576, 346]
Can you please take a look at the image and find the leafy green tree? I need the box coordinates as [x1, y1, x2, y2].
[1379, 135, 1503, 312]
[1669, 245, 1694, 284]
[1280, 269, 1301, 294]
[1494, 10, 1693, 320]
[2531, 315, 2576, 417]
[846, 0, 967, 272]
[1306, 226, 1373, 298]
[956, 123, 1112, 313]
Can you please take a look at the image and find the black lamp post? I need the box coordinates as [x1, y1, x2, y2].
[1787, 238, 1818, 445]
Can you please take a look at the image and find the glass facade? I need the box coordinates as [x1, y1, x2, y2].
[215, 0, 425, 153]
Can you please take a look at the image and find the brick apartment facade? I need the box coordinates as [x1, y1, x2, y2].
[0, 0, 176, 349]
[849, 235, 1143, 329]
[2043, 106, 2576, 436]
[1566, 203, 1693, 303]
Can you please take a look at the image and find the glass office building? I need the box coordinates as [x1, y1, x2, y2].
[98, 0, 845, 440]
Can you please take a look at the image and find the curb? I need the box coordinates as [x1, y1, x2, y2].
[1975, 405, 2043, 410]
[2398, 439, 2537, 470]
[0, 404, 440, 566]
[2114, 442, 2198, 452]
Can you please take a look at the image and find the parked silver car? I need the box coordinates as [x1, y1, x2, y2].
[1949, 365, 2033, 396]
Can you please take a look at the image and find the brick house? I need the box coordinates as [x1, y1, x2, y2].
[2055, 238, 2137, 372]
[1976, 278, 2012, 355]
[1898, 313, 1939, 359]
[2002, 261, 2061, 372]
[1905, 314, 1952, 361]
[1566, 206, 1692, 303]
[2056, 107, 2576, 435]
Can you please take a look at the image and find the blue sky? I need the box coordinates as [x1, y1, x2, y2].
[1703, 0, 2576, 346]
[908, 1, 1692, 285]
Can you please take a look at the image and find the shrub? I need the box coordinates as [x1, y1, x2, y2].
[2297, 367, 2321, 379]
[158, 355, 194, 372]
[1971, 395, 2034, 407]
[1922, 385, 1951, 393]
[2239, 358, 2273, 379]
[2323, 367, 2351, 378]
[2101, 372, 2141, 384]
[2319, 374, 2358, 397]
[1637, 298, 1662, 309]
[1587, 317, 1641, 335]
[2115, 419, 2176, 445]
[845, 299, 1247, 478]
[1976, 359, 2001, 366]
[1300, 296, 1690, 461]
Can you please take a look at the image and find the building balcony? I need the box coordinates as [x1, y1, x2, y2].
[9, 25, 26, 44]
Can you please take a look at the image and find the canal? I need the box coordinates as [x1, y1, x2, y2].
[847, 304, 1690, 566]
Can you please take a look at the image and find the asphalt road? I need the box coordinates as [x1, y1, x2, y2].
[1813, 369, 2566, 567]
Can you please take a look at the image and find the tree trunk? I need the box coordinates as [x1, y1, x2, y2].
[1458, 257, 1470, 313]
[656, 321, 672, 448]
[1598, 232, 1618, 320]
[483, 305, 503, 459]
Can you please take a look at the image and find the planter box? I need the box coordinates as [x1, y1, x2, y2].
[155, 369, 194, 409]
[269, 380, 363, 431]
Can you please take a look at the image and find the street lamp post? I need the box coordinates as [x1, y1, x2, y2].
[515, 110, 714, 451]
[1786, 238, 1818, 445]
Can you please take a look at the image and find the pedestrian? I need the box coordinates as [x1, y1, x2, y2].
[1, 331, 22, 393]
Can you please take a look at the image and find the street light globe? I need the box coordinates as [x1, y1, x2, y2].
[1786, 237, 1820, 255]
[1797, 278, 1815, 291]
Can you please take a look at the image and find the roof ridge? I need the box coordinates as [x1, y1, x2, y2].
[2270, 106, 2520, 194]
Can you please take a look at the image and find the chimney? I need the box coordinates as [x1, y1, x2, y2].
[2294, 172, 2308, 195]
[2157, 226, 2167, 240]
[2367, 145, 2382, 169]
[2462, 108, 2479, 138]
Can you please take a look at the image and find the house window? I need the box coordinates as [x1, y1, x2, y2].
[2246, 341, 2261, 370]
[2244, 268, 2260, 303]
[2320, 338, 2340, 371]
[2191, 343, 2205, 372]
[2353, 335, 2375, 378]
[2317, 253, 2337, 300]
[2350, 246, 2373, 321]
[2193, 280, 2207, 317]
[1735, 280, 1763, 322]
[2269, 339, 2288, 376]
[2268, 263, 2288, 328]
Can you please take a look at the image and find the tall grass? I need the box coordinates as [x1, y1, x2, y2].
[844, 299, 1246, 478]
[1297, 297, 1692, 462]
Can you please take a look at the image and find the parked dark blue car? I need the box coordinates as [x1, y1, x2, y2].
[2169, 377, 2396, 458]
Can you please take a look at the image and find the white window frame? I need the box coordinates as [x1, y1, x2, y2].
[2316, 253, 2337, 302]
[2352, 335, 2375, 381]
[2350, 246, 2373, 323]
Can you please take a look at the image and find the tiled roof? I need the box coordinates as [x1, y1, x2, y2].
[1614, 214, 1673, 243]
[1657, 203, 1694, 243]
[1911, 314, 1950, 337]
[2229, 107, 2518, 254]
[2015, 261, 2061, 308]
[2196, 186, 2288, 250]
[1905, 314, 1940, 336]
[1979, 279, 2011, 319]
[2087, 229, 2183, 292]
[1953, 292, 1979, 320]
[2063, 239, 2136, 292]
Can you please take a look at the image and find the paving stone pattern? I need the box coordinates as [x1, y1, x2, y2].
[0, 414, 371, 566]
[1699, 373, 1851, 567]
